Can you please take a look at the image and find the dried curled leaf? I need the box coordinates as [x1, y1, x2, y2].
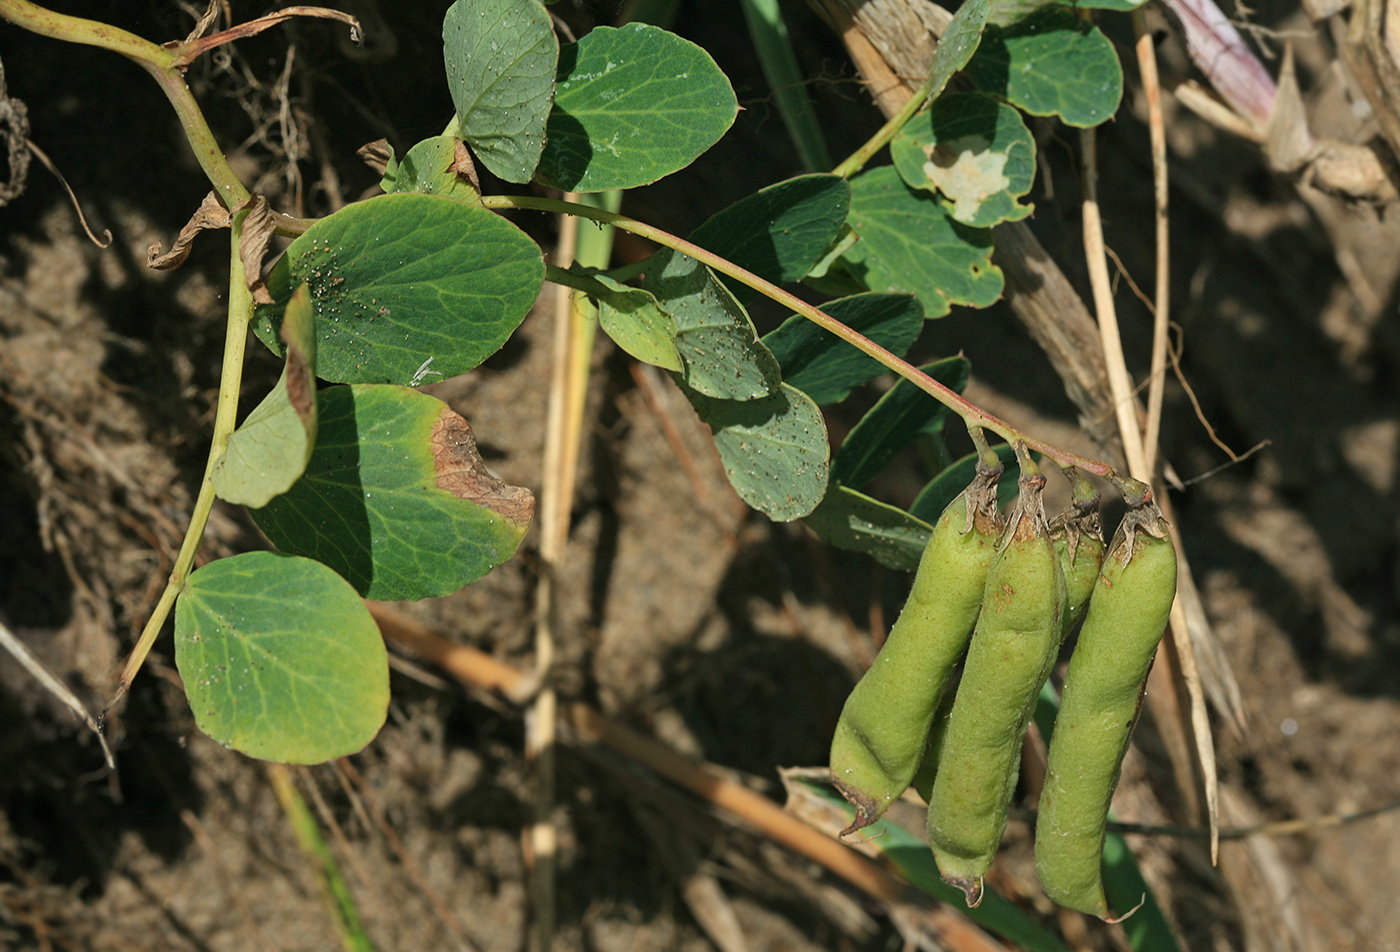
[238, 195, 277, 305]
[357, 138, 392, 176]
[147, 192, 229, 270]
[1267, 43, 1397, 201]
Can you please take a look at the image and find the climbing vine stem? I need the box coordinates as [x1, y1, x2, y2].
[112, 214, 255, 704]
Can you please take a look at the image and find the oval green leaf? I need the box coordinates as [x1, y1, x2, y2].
[213, 284, 319, 507]
[642, 248, 781, 400]
[591, 273, 682, 371]
[803, 484, 932, 570]
[762, 292, 924, 405]
[831, 356, 971, 489]
[688, 174, 851, 300]
[535, 23, 739, 191]
[965, 8, 1123, 128]
[380, 135, 481, 203]
[443, 0, 558, 183]
[255, 194, 543, 386]
[891, 92, 1035, 228]
[175, 551, 389, 764]
[251, 384, 534, 601]
[841, 166, 1003, 317]
[924, 0, 991, 103]
[682, 381, 829, 521]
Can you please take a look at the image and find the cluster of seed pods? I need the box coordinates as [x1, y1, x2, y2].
[829, 442, 1178, 918]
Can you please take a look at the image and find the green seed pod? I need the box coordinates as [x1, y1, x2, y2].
[927, 465, 1067, 906]
[908, 662, 960, 803]
[829, 467, 1001, 833]
[1050, 502, 1105, 638]
[1035, 503, 1178, 918]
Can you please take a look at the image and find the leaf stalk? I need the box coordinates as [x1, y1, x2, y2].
[485, 193, 1141, 494]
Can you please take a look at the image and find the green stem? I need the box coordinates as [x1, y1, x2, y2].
[831, 80, 928, 179]
[1064, 466, 1104, 513]
[969, 426, 1001, 476]
[0, 1, 324, 703]
[544, 259, 647, 295]
[0, 0, 315, 238]
[114, 215, 254, 700]
[486, 193, 1131, 485]
[1013, 439, 1042, 480]
[829, 30, 963, 181]
[0, 0, 168, 63]
[0, 0, 250, 205]
[267, 765, 375, 952]
[603, 259, 648, 284]
[543, 263, 610, 298]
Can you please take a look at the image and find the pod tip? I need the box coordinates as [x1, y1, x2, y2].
[943, 874, 984, 908]
[832, 778, 882, 836]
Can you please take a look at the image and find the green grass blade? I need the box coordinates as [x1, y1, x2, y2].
[268, 765, 375, 952]
[796, 778, 1071, 951]
[739, 0, 833, 172]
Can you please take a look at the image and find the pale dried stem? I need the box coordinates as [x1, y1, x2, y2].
[525, 197, 586, 952]
[1135, 17, 1172, 479]
[1081, 124, 1220, 860]
[1079, 127, 1151, 481]
[0, 617, 113, 769]
[1133, 25, 1227, 862]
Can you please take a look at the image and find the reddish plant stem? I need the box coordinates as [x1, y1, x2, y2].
[484, 194, 1145, 497]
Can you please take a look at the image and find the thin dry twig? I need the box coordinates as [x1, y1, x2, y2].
[1135, 13, 1172, 480]
[295, 766, 374, 895]
[24, 140, 111, 248]
[1101, 249, 1257, 472]
[1079, 125, 1221, 860]
[179, 0, 230, 45]
[1108, 795, 1400, 839]
[167, 7, 363, 70]
[0, 617, 114, 770]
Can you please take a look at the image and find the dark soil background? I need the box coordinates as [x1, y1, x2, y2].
[3, 1, 1400, 950]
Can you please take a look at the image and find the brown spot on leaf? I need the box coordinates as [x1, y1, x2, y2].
[283, 346, 314, 425]
[449, 140, 482, 193]
[430, 409, 534, 527]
